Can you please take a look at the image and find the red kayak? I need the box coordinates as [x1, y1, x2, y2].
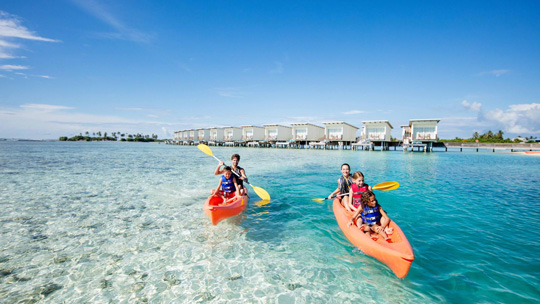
[333, 198, 415, 278]
[204, 190, 249, 225]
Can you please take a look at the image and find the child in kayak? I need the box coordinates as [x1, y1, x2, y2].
[211, 166, 241, 204]
[347, 171, 373, 212]
[328, 163, 352, 209]
[214, 154, 248, 195]
[347, 190, 392, 242]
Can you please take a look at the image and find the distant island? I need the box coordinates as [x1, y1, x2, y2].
[440, 130, 538, 143]
[59, 131, 165, 142]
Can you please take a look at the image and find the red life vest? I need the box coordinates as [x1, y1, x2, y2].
[350, 183, 369, 208]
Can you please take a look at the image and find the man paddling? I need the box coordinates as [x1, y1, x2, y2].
[214, 154, 248, 196]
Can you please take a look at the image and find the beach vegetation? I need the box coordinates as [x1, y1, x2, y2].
[440, 130, 529, 143]
[58, 132, 164, 142]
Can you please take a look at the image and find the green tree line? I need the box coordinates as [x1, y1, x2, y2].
[441, 130, 538, 143]
[59, 131, 161, 142]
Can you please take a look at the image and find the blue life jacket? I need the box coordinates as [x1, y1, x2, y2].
[362, 203, 381, 225]
[221, 175, 236, 193]
[339, 176, 353, 194]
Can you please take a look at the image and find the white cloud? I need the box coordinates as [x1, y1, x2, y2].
[0, 11, 58, 77]
[0, 64, 28, 70]
[461, 100, 482, 112]
[20, 104, 74, 112]
[480, 103, 540, 135]
[342, 110, 365, 115]
[0, 11, 59, 42]
[33, 75, 54, 79]
[69, 0, 152, 43]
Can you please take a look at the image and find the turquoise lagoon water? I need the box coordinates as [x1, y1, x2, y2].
[0, 141, 539, 303]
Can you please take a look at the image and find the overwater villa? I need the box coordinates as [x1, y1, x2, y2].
[290, 123, 325, 148]
[188, 129, 195, 141]
[241, 125, 265, 147]
[223, 126, 243, 146]
[263, 124, 292, 147]
[209, 128, 224, 146]
[198, 128, 210, 143]
[355, 120, 394, 150]
[401, 119, 440, 151]
[309, 122, 359, 149]
[182, 130, 189, 144]
[173, 131, 182, 142]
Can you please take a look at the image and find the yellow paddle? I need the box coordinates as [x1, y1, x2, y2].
[197, 144, 271, 201]
[311, 181, 400, 202]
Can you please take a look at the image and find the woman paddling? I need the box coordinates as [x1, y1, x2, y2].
[328, 163, 352, 207]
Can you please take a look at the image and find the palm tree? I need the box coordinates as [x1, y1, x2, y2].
[496, 130, 504, 140]
[472, 132, 479, 139]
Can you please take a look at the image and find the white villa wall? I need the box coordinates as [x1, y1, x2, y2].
[210, 128, 224, 141]
[362, 121, 393, 141]
[264, 125, 292, 141]
[223, 127, 242, 141]
[198, 129, 210, 141]
[242, 126, 265, 141]
[174, 131, 181, 141]
[324, 122, 359, 141]
[188, 130, 195, 141]
[400, 125, 411, 143]
[410, 119, 439, 141]
[291, 123, 324, 141]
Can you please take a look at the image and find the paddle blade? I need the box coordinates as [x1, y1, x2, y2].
[252, 185, 271, 201]
[197, 144, 214, 157]
[373, 181, 400, 191]
[311, 198, 325, 202]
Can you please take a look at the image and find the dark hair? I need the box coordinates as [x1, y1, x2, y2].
[231, 154, 240, 161]
[341, 163, 350, 170]
[361, 190, 376, 208]
[223, 166, 232, 172]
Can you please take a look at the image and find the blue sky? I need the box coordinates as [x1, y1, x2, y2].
[1, 0, 539, 139]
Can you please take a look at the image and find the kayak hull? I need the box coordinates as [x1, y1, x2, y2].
[333, 198, 415, 278]
[204, 190, 249, 225]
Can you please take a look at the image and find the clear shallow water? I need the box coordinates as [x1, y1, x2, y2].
[0, 141, 539, 303]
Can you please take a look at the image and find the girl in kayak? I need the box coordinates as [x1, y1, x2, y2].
[347, 190, 392, 242]
[328, 163, 352, 210]
[211, 166, 241, 204]
[347, 171, 373, 212]
[214, 154, 248, 195]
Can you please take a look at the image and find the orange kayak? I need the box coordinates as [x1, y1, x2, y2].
[333, 198, 415, 278]
[204, 190, 249, 225]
